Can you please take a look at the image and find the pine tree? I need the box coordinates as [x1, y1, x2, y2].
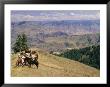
[12, 33, 28, 53]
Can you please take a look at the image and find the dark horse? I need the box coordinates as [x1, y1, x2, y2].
[24, 50, 39, 69]
[24, 57, 39, 69]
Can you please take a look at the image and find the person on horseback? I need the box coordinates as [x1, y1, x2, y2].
[17, 51, 26, 67]
[25, 49, 31, 58]
[27, 50, 39, 69]
[31, 51, 38, 61]
[24, 49, 32, 65]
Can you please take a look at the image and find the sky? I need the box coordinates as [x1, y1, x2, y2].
[11, 10, 100, 22]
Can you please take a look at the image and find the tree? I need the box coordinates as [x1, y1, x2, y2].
[12, 33, 28, 53]
[58, 45, 100, 69]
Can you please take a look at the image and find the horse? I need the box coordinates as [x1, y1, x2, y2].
[16, 52, 26, 67]
[25, 50, 39, 69]
[31, 51, 38, 61]
[16, 50, 39, 69]
[16, 57, 22, 67]
[26, 58, 39, 69]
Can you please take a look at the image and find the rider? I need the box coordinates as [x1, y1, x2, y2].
[18, 52, 26, 66]
[31, 51, 38, 61]
[25, 49, 31, 58]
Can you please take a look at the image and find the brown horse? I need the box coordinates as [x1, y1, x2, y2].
[16, 50, 39, 69]
[31, 51, 38, 61]
[16, 57, 23, 67]
[16, 52, 26, 67]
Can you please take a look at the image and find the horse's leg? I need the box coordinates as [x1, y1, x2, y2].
[28, 64, 31, 68]
[28, 60, 31, 68]
[16, 61, 18, 67]
[23, 58, 26, 66]
[22, 62, 25, 67]
[21, 58, 25, 67]
[18, 61, 21, 67]
[34, 61, 39, 69]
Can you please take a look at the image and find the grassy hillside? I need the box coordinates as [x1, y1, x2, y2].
[57, 45, 100, 69]
[11, 48, 100, 77]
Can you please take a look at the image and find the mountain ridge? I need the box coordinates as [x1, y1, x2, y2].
[11, 20, 100, 52]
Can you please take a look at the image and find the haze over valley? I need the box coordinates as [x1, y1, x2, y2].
[11, 20, 100, 52]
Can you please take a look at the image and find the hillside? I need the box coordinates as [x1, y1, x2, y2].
[11, 32, 100, 52]
[11, 48, 100, 77]
[58, 45, 100, 69]
[11, 20, 100, 52]
[11, 20, 100, 35]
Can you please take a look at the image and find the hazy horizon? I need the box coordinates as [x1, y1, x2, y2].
[11, 10, 100, 22]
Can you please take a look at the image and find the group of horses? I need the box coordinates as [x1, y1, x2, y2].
[16, 49, 39, 69]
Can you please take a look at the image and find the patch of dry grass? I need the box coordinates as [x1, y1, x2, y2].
[11, 48, 100, 77]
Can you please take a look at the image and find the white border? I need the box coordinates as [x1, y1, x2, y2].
[4, 4, 107, 84]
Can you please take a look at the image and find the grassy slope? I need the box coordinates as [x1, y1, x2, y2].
[11, 48, 100, 77]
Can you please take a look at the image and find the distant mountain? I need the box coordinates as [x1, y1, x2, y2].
[48, 31, 68, 37]
[11, 20, 100, 52]
[11, 20, 100, 35]
[11, 20, 100, 26]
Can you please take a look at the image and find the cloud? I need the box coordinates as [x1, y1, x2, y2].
[70, 12, 75, 15]
[11, 10, 100, 22]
